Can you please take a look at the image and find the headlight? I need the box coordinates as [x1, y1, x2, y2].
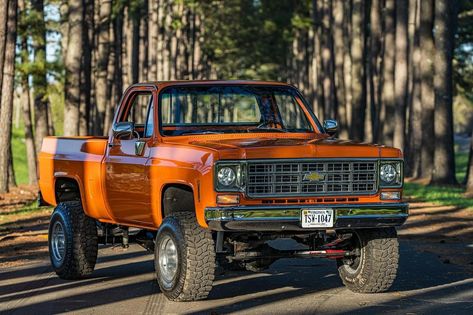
[379, 161, 403, 187]
[380, 164, 396, 183]
[215, 163, 244, 191]
[217, 167, 236, 186]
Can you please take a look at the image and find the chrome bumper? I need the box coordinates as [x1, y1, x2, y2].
[205, 203, 409, 232]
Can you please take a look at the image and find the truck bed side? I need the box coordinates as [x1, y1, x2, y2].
[38, 136, 111, 220]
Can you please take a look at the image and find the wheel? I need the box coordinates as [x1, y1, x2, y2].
[336, 228, 399, 293]
[155, 212, 215, 301]
[48, 201, 98, 279]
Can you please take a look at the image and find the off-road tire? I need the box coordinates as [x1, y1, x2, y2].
[155, 212, 215, 301]
[48, 201, 98, 279]
[337, 228, 399, 293]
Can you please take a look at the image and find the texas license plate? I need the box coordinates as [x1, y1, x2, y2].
[301, 209, 334, 228]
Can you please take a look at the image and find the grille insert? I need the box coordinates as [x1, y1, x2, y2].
[247, 160, 377, 197]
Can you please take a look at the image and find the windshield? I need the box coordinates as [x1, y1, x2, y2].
[159, 86, 316, 136]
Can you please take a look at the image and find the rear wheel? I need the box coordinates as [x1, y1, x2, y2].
[155, 212, 215, 301]
[337, 228, 399, 293]
[48, 201, 98, 279]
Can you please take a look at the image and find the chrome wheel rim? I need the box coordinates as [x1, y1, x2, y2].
[51, 221, 66, 263]
[158, 235, 178, 288]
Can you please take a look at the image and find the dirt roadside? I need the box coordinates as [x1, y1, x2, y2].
[1, 185, 472, 273]
[398, 199, 473, 273]
[0, 185, 51, 268]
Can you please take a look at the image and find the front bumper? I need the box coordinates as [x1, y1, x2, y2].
[205, 202, 409, 232]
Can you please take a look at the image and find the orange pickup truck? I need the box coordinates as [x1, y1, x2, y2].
[39, 80, 408, 301]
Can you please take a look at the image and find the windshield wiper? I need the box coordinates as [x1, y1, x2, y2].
[179, 130, 224, 135]
[247, 120, 289, 133]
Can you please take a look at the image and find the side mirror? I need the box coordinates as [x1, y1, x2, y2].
[112, 122, 134, 139]
[323, 119, 338, 136]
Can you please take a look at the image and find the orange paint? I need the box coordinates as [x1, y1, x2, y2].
[38, 81, 403, 230]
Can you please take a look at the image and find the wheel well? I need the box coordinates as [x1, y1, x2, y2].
[55, 178, 81, 203]
[162, 184, 195, 218]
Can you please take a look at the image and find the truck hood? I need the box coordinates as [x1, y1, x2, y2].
[186, 136, 401, 160]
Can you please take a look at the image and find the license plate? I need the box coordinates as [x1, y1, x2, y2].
[301, 209, 334, 228]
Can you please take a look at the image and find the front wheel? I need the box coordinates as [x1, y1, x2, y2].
[155, 212, 215, 301]
[337, 228, 399, 293]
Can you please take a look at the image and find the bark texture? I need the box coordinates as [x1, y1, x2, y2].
[431, 0, 457, 185]
[0, 0, 17, 193]
[63, 0, 83, 136]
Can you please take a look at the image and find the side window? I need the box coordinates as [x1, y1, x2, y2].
[120, 92, 154, 138]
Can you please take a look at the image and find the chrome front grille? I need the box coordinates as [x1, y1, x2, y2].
[246, 160, 378, 197]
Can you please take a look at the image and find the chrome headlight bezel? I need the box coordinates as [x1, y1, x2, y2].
[215, 162, 245, 192]
[379, 160, 403, 188]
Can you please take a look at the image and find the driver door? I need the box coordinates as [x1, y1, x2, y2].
[104, 87, 156, 226]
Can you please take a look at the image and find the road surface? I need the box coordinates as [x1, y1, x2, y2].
[1, 240, 473, 314]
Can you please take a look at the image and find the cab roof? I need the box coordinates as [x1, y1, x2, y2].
[135, 80, 294, 89]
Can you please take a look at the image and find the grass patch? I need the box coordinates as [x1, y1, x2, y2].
[11, 126, 28, 185]
[0, 202, 50, 226]
[404, 147, 471, 209]
[456, 151, 469, 183]
[404, 182, 473, 210]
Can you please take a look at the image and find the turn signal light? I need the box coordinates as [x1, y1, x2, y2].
[217, 194, 240, 205]
[380, 191, 401, 200]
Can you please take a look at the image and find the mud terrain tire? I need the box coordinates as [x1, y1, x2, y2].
[48, 201, 98, 279]
[155, 212, 215, 301]
[337, 228, 399, 293]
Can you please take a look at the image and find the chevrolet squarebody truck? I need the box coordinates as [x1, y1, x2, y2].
[38, 81, 408, 301]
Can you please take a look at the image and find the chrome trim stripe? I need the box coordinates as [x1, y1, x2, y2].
[205, 203, 409, 222]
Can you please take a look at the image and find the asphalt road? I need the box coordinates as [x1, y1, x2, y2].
[1, 240, 473, 315]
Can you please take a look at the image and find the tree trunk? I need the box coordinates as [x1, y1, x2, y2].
[321, 0, 337, 119]
[112, 7, 124, 110]
[431, 0, 457, 185]
[350, 0, 365, 141]
[313, 0, 325, 119]
[18, 0, 38, 184]
[80, 0, 94, 135]
[342, 0, 352, 138]
[95, 0, 112, 135]
[22, 85, 38, 185]
[131, 6, 140, 84]
[380, 0, 396, 146]
[466, 133, 473, 196]
[148, 0, 159, 80]
[393, 0, 409, 151]
[418, 0, 435, 179]
[104, 12, 118, 134]
[333, 0, 347, 135]
[0, 0, 17, 193]
[139, 2, 149, 83]
[63, 0, 83, 136]
[0, 0, 8, 89]
[157, 0, 165, 80]
[405, 0, 422, 178]
[8, 146, 16, 188]
[31, 0, 50, 153]
[404, 0, 418, 157]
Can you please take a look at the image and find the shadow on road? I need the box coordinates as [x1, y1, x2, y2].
[1, 241, 472, 314]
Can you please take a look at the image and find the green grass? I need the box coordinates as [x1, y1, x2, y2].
[12, 126, 28, 185]
[455, 151, 469, 182]
[404, 183, 473, 209]
[404, 149, 472, 210]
